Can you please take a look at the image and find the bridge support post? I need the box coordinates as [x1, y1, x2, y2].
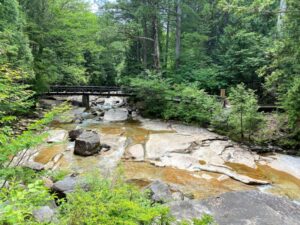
[82, 94, 90, 109]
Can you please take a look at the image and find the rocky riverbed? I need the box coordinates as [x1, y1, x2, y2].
[12, 96, 300, 224]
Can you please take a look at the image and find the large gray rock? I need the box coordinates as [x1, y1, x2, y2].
[146, 180, 184, 203]
[146, 180, 174, 203]
[52, 176, 78, 194]
[33, 206, 56, 223]
[74, 130, 101, 156]
[169, 191, 300, 225]
[103, 108, 128, 122]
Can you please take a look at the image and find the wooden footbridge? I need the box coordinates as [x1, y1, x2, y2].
[43, 86, 133, 108]
[42, 86, 280, 111]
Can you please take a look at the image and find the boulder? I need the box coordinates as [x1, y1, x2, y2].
[24, 161, 45, 171]
[52, 176, 78, 194]
[146, 180, 174, 203]
[68, 128, 84, 141]
[103, 108, 128, 122]
[33, 206, 56, 223]
[74, 130, 101, 156]
[169, 191, 300, 225]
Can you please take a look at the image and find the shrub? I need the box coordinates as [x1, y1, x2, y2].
[129, 77, 221, 126]
[0, 180, 54, 224]
[58, 175, 172, 225]
[227, 84, 264, 140]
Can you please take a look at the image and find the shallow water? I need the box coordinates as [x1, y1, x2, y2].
[226, 162, 300, 200]
[35, 106, 300, 201]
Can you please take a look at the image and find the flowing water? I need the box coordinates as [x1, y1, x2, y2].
[33, 105, 300, 202]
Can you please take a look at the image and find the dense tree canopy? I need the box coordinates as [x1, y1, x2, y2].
[0, 0, 299, 136]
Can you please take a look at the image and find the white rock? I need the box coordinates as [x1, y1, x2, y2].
[103, 108, 128, 122]
[217, 175, 230, 181]
[47, 130, 68, 143]
[145, 133, 195, 159]
[265, 154, 300, 179]
[127, 144, 144, 161]
[201, 174, 214, 180]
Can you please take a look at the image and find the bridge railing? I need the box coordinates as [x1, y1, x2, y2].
[48, 86, 121, 93]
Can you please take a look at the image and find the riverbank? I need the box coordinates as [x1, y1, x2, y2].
[9, 96, 300, 224]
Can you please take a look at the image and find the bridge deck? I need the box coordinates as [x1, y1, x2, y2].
[43, 86, 133, 97]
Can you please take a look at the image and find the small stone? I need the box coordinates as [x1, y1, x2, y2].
[25, 161, 45, 171]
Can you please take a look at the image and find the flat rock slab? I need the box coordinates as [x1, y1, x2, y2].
[145, 133, 195, 159]
[47, 130, 68, 143]
[264, 154, 300, 179]
[169, 191, 300, 225]
[103, 108, 128, 122]
[127, 144, 144, 161]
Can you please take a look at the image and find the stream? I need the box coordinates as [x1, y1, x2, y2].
[26, 97, 300, 204]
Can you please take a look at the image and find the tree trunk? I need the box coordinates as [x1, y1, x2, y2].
[153, 10, 161, 71]
[142, 19, 148, 68]
[240, 109, 244, 140]
[164, 1, 171, 69]
[277, 0, 287, 35]
[175, 0, 182, 69]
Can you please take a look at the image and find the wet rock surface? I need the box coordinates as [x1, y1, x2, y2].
[104, 108, 129, 122]
[126, 144, 144, 161]
[74, 130, 101, 156]
[169, 191, 300, 225]
[47, 130, 68, 143]
[21, 97, 300, 206]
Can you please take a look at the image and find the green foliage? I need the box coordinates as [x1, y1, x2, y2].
[59, 175, 172, 225]
[0, 0, 33, 72]
[180, 214, 215, 225]
[218, 28, 269, 88]
[129, 77, 221, 126]
[0, 103, 70, 181]
[227, 84, 264, 140]
[0, 65, 35, 120]
[48, 169, 70, 182]
[0, 180, 54, 224]
[281, 77, 300, 127]
[58, 173, 215, 225]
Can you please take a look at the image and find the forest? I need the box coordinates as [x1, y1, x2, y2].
[0, 0, 300, 224]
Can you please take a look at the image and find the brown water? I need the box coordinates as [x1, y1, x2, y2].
[123, 161, 254, 199]
[226, 162, 300, 200]
[35, 144, 64, 164]
[34, 108, 300, 201]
